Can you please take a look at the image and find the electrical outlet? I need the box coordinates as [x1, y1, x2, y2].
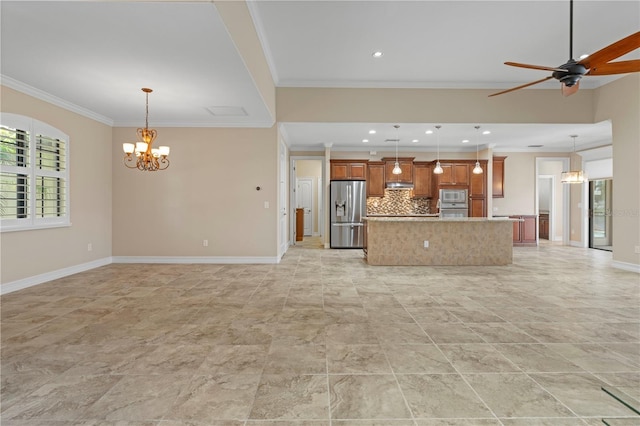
[635, 245, 640, 254]
[203, 240, 208, 247]
[87, 243, 92, 252]
[423, 240, 429, 248]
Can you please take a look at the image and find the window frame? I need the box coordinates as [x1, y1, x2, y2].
[1, 113, 70, 232]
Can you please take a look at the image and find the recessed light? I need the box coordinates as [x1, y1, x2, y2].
[369, 130, 376, 134]
[482, 130, 491, 135]
[372, 51, 383, 58]
[362, 139, 369, 143]
[425, 130, 433, 134]
[462, 139, 469, 144]
[412, 139, 419, 143]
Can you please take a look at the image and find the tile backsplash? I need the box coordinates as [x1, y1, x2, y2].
[367, 190, 431, 215]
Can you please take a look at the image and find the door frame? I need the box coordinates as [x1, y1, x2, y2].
[535, 157, 571, 246]
[296, 177, 314, 237]
[537, 175, 555, 241]
[290, 156, 325, 246]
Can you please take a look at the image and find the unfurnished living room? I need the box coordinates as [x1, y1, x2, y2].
[1, 1, 639, 425]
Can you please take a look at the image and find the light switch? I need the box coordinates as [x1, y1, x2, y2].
[264, 201, 269, 209]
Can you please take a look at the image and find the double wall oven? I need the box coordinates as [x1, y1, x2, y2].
[439, 189, 469, 218]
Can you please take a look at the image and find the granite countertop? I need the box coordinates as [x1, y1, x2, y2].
[366, 214, 440, 217]
[364, 216, 518, 222]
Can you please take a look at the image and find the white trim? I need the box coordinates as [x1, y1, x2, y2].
[570, 240, 583, 248]
[1, 75, 114, 126]
[112, 256, 279, 264]
[1, 257, 112, 295]
[611, 261, 640, 274]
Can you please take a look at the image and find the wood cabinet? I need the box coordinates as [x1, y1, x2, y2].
[510, 215, 538, 246]
[469, 161, 487, 197]
[438, 163, 469, 186]
[295, 208, 304, 242]
[539, 213, 549, 240]
[470, 198, 486, 218]
[412, 162, 433, 198]
[367, 161, 385, 197]
[469, 160, 488, 217]
[330, 160, 367, 180]
[383, 157, 414, 184]
[492, 156, 506, 198]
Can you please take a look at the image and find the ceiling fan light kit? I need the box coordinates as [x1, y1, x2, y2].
[490, 0, 640, 97]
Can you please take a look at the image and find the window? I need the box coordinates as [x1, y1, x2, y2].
[1, 113, 69, 231]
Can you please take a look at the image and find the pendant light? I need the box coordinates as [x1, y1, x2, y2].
[433, 125, 443, 174]
[561, 134, 586, 183]
[392, 124, 402, 175]
[472, 125, 483, 174]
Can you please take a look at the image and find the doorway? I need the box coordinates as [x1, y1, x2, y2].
[296, 178, 313, 236]
[291, 157, 324, 247]
[589, 179, 613, 251]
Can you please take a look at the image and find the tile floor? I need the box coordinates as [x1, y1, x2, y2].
[1, 241, 639, 425]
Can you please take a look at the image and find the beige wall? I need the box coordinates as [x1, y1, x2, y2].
[1, 87, 113, 285]
[593, 74, 640, 266]
[491, 153, 537, 216]
[112, 126, 278, 257]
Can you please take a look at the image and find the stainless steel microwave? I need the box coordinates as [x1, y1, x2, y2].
[439, 189, 468, 205]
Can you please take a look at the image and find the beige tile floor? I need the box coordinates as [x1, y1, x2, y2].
[1, 241, 639, 425]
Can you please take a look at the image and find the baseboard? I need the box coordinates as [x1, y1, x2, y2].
[569, 240, 586, 248]
[1, 257, 113, 295]
[611, 261, 640, 274]
[111, 256, 279, 264]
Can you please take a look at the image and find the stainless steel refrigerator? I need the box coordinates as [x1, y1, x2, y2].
[330, 180, 366, 248]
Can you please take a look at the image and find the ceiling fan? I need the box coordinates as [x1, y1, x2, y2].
[490, 0, 640, 97]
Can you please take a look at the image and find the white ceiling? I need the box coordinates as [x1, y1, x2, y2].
[2, 1, 638, 152]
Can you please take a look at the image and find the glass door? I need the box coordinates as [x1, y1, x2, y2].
[589, 179, 612, 251]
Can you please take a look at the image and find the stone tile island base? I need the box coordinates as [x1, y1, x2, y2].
[365, 217, 515, 266]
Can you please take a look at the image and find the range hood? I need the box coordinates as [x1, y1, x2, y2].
[386, 182, 414, 190]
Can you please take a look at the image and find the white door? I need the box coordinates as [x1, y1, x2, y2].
[297, 178, 313, 236]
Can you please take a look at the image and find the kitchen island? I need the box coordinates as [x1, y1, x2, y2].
[364, 216, 515, 266]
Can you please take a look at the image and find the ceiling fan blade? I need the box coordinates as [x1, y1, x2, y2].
[561, 81, 580, 97]
[489, 76, 555, 97]
[505, 62, 568, 73]
[579, 31, 640, 68]
[586, 60, 640, 75]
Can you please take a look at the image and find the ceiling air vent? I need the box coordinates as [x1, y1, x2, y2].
[205, 106, 248, 116]
[528, 144, 544, 148]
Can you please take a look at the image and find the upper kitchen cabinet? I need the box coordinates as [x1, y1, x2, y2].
[383, 157, 414, 184]
[437, 163, 469, 186]
[492, 156, 506, 198]
[413, 162, 433, 198]
[330, 160, 367, 180]
[367, 161, 385, 197]
[469, 160, 487, 197]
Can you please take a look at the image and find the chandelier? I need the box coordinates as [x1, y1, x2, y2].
[122, 88, 170, 171]
[561, 135, 586, 184]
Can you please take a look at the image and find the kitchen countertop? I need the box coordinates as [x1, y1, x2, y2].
[365, 216, 517, 222]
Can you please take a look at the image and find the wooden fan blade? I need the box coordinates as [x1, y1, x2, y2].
[489, 76, 555, 97]
[587, 60, 640, 75]
[579, 31, 640, 68]
[505, 62, 568, 72]
[562, 81, 580, 97]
